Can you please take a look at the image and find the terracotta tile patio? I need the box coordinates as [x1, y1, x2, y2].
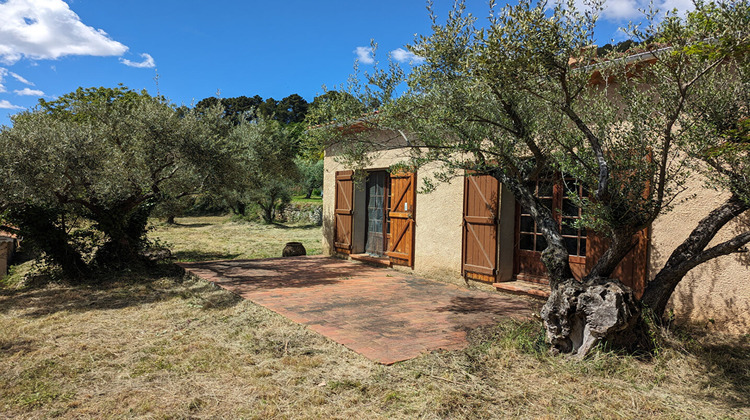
[179, 256, 540, 365]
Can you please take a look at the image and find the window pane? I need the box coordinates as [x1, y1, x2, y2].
[536, 235, 548, 252]
[580, 227, 587, 238]
[520, 215, 535, 233]
[541, 198, 553, 212]
[561, 221, 577, 236]
[563, 199, 579, 217]
[580, 239, 586, 256]
[538, 181, 553, 197]
[520, 234, 534, 250]
[564, 237, 578, 255]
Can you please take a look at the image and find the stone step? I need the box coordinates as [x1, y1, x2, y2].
[350, 253, 391, 268]
[493, 280, 551, 299]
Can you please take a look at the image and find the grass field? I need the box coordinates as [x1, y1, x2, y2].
[1, 216, 748, 418]
[149, 216, 323, 261]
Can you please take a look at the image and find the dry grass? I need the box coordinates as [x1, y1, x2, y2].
[149, 215, 323, 261]
[1, 217, 748, 419]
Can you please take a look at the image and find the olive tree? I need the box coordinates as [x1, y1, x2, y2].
[220, 117, 301, 224]
[0, 86, 231, 277]
[305, 0, 750, 356]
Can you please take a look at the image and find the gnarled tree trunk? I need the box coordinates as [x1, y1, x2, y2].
[542, 277, 643, 357]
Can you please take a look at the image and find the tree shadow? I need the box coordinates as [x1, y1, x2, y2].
[0, 263, 241, 319]
[689, 333, 750, 408]
[169, 222, 213, 228]
[271, 223, 321, 230]
[434, 295, 539, 317]
[650, 211, 750, 333]
[179, 256, 364, 291]
[0, 338, 38, 357]
[172, 250, 242, 262]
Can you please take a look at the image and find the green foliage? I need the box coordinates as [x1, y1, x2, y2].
[296, 159, 324, 198]
[0, 86, 231, 278]
[195, 93, 309, 126]
[218, 117, 301, 224]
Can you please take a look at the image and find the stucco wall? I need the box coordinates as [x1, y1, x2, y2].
[650, 179, 750, 333]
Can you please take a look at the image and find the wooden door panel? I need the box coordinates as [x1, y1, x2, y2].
[462, 174, 499, 281]
[334, 170, 354, 254]
[386, 172, 416, 267]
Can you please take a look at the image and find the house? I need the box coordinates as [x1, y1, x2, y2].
[0, 234, 17, 278]
[321, 129, 750, 334]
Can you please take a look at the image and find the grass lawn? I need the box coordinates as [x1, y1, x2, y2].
[1, 216, 748, 418]
[149, 215, 322, 261]
[291, 196, 323, 204]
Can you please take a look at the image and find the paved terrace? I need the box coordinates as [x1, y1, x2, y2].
[179, 256, 539, 365]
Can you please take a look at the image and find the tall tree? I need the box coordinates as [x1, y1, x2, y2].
[221, 117, 301, 223]
[277, 94, 309, 124]
[305, 0, 750, 356]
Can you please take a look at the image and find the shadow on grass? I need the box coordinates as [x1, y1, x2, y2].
[272, 223, 322, 230]
[692, 335, 750, 408]
[0, 263, 242, 319]
[173, 250, 242, 262]
[169, 222, 213, 228]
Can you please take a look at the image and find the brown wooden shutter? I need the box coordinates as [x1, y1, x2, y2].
[386, 171, 416, 267]
[586, 228, 649, 298]
[334, 170, 354, 254]
[462, 174, 499, 282]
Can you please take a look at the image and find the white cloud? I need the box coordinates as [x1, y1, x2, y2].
[391, 48, 425, 65]
[120, 53, 156, 69]
[0, 99, 24, 109]
[10, 71, 33, 85]
[565, 0, 695, 21]
[0, 68, 7, 93]
[0, 0, 128, 64]
[354, 46, 375, 64]
[14, 87, 44, 96]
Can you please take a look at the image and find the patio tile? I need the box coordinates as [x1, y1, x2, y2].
[179, 256, 540, 365]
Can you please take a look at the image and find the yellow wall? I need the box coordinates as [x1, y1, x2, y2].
[650, 178, 750, 333]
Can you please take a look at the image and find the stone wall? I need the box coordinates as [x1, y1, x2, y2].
[281, 203, 323, 225]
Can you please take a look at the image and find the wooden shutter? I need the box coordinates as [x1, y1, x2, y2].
[587, 228, 649, 298]
[386, 172, 416, 267]
[334, 170, 354, 254]
[462, 174, 499, 282]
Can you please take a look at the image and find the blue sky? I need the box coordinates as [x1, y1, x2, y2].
[0, 0, 694, 126]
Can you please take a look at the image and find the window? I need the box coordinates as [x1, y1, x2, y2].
[518, 175, 588, 257]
